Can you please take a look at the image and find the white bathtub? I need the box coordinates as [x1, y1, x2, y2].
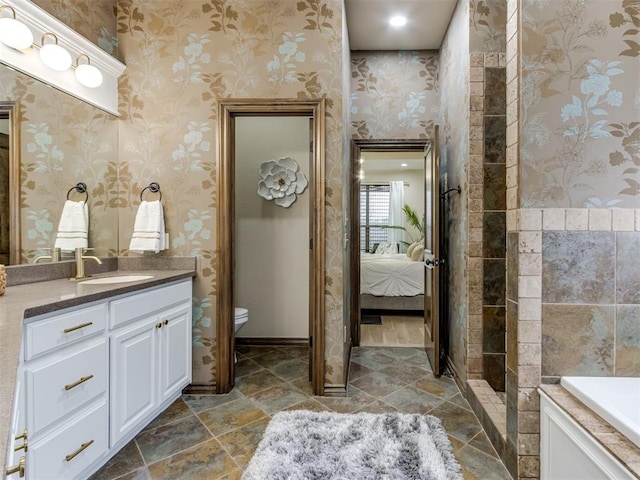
[561, 376, 640, 449]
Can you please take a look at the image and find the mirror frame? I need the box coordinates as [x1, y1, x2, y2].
[0, 101, 21, 265]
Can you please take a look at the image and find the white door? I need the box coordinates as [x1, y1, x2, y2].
[158, 303, 191, 404]
[110, 318, 157, 446]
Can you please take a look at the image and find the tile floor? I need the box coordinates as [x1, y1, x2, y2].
[91, 345, 512, 480]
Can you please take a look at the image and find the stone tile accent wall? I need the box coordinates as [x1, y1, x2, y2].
[468, 53, 507, 394]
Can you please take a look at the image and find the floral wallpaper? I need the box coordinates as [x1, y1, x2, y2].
[350, 51, 439, 139]
[116, 0, 347, 387]
[521, 0, 640, 208]
[470, 0, 507, 52]
[439, 0, 471, 381]
[0, 66, 119, 262]
[32, 0, 119, 57]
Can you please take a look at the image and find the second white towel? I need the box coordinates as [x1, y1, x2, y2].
[54, 200, 89, 251]
[129, 200, 165, 253]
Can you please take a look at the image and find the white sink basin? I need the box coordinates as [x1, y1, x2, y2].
[80, 275, 154, 285]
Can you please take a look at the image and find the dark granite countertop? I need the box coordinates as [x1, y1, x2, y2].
[0, 263, 196, 478]
[539, 384, 640, 478]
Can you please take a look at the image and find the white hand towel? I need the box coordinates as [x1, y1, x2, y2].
[54, 200, 89, 251]
[129, 200, 165, 253]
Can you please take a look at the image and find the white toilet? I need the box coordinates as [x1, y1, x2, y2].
[234, 308, 249, 363]
[234, 307, 249, 333]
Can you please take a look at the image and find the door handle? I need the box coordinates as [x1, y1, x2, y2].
[425, 258, 439, 269]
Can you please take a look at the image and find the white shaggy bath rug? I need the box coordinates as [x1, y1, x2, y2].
[242, 410, 463, 480]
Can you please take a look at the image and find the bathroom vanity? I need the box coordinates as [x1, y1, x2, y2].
[1, 270, 194, 479]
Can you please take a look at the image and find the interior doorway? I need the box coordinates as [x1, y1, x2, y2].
[216, 99, 326, 395]
[349, 139, 429, 349]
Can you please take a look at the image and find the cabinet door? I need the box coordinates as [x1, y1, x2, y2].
[110, 318, 157, 447]
[158, 303, 192, 404]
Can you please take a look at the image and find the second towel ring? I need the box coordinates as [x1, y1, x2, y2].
[140, 182, 162, 201]
[66, 182, 89, 202]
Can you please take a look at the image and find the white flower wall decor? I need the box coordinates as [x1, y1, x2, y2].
[257, 157, 308, 208]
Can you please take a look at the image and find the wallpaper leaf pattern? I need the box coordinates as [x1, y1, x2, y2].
[609, 0, 640, 57]
[522, 0, 640, 207]
[470, 0, 506, 52]
[350, 51, 439, 139]
[117, 0, 346, 386]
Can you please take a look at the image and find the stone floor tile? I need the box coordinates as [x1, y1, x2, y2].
[234, 370, 285, 396]
[216, 417, 271, 467]
[235, 357, 264, 378]
[89, 441, 144, 480]
[135, 415, 212, 465]
[141, 399, 193, 433]
[197, 397, 268, 437]
[381, 385, 445, 414]
[248, 383, 309, 415]
[456, 444, 512, 480]
[182, 390, 244, 414]
[349, 370, 411, 398]
[430, 401, 484, 443]
[146, 439, 238, 480]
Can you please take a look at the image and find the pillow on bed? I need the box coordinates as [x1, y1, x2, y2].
[410, 244, 424, 261]
[375, 242, 398, 254]
[406, 242, 420, 258]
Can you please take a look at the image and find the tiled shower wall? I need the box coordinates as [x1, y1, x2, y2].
[467, 53, 507, 394]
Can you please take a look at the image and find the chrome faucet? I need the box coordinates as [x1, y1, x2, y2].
[74, 247, 102, 280]
[34, 248, 62, 263]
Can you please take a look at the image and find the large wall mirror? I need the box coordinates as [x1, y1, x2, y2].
[0, 101, 19, 264]
[0, 63, 118, 264]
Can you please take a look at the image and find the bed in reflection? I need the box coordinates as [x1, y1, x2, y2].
[360, 250, 425, 311]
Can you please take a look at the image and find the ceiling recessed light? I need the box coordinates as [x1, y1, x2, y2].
[401, 162, 408, 168]
[389, 15, 407, 27]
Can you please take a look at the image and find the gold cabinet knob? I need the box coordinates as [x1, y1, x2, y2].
[163, 319, 168, 325]
[156, 322, 162, 329]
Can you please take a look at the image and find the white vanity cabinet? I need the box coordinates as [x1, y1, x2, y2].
[109, 281, 192, 446]
[6, 278, 192, 480]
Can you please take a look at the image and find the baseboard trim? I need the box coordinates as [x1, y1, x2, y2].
[182, 383, 216, 394]
[323, 384, 347, 397]
[235, 337, 308, 346]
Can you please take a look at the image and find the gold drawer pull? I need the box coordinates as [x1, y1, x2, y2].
[14, 429, 27, 441]
[64, 374, 94, 391]
[65, 439, 94, 462]
[5, 456, 25, 477]
[63, 321, 93, 334]
[14, 438, 27, 452]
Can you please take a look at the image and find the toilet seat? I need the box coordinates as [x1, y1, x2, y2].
[234, 307, 248, 320]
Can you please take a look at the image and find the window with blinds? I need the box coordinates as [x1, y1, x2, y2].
[360, 184, 390, 252]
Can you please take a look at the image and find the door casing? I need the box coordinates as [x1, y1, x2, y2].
[217, 99, 326, 395]
[349, 139, 429, 347]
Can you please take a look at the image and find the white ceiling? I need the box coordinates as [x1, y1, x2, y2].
[345, 0, 457, 51]
[362, 151, 424, 172]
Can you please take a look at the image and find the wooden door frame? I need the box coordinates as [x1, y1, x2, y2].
[0, 101, 21, 265]
[349, 138, 429, 347]
[216, 98, 326, 394]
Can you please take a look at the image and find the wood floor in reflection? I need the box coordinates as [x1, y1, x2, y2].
[360, 314, 424, 347]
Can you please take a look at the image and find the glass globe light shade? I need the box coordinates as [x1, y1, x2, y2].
[40, 43, 72, 71]
[75, 63, 103, 88]
[0, 17, 33, 50]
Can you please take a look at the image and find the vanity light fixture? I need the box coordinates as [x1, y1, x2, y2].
[389, 15, 407, 27]
[75, 53, 103, 88]
[0, 6, 33, 50]
[39, 32, 72, 71]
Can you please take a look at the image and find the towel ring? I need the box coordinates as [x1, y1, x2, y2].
[140, 182, 162, 201]
[66, 182, 89, 202]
